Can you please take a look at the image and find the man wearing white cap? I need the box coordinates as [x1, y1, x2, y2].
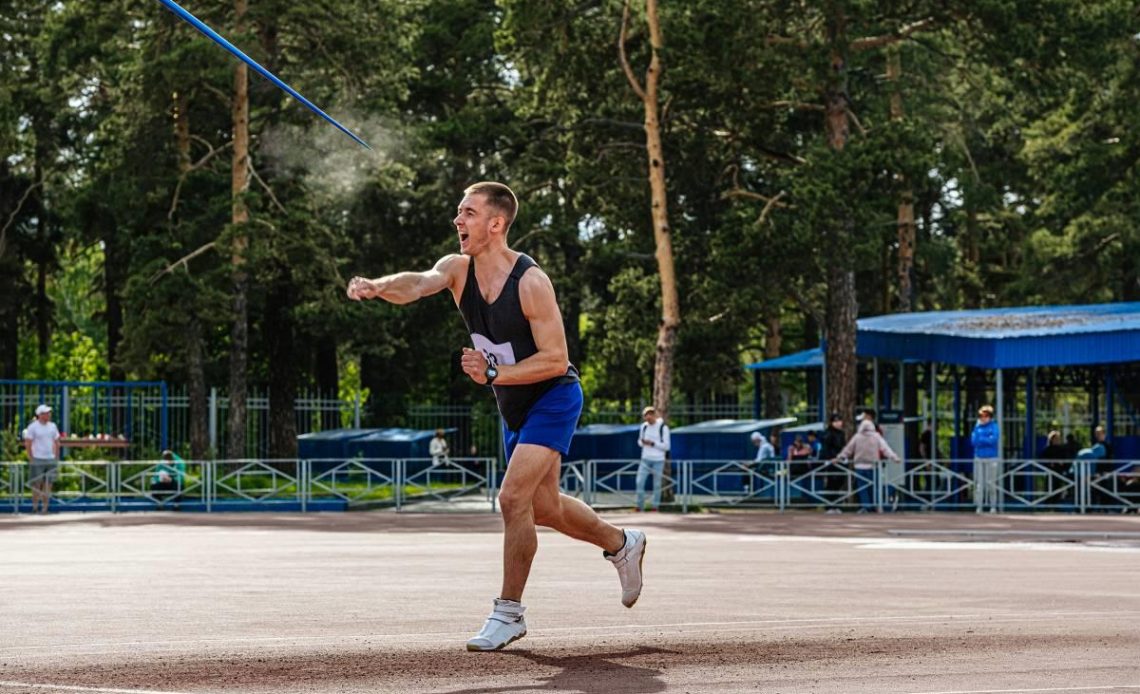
[23, 404, 61, 514]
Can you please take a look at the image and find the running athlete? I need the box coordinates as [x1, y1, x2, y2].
[347, 181, 646, 651]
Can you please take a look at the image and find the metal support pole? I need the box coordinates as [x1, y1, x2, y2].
[930, 363, 937, 463]
[160, 382, 169, 453]
[873, 359, 880, 415]
[1025, 369, 1036, 461]
[1106, 369, 1116, 441]
[899, 361, 905, 413]
[753, 371, 762, 421]
[996, 368, 1004, 512]
[353, 393, 362, 429]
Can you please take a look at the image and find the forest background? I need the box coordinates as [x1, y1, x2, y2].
[2, 0, 1137, 459]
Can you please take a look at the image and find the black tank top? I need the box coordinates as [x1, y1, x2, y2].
[458, 254, 579, 431]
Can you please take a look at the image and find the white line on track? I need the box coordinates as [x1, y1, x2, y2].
[2, 610, 1137, 660]
[0, 682, 197, 694]
[904, 685, 1140, 694]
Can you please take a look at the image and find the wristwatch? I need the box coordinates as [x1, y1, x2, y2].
[484, 364, 498, 386]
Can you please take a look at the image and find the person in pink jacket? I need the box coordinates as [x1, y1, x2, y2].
[838, 418, 900, 513]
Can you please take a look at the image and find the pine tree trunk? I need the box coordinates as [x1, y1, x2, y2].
[187, 314, 209, 458]
[887, 46, 916, 312]
[824, 3, 858, 435]
[267, 280, 298, 459]
[762, 314, 783, 419]
[315, 338, 340, 430]
[226, 0, 251, 459]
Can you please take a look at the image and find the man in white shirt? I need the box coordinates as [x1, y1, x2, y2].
[23, 404, 61, 514]
[635, 406, 670, 511]
[429, 428, 450, 466]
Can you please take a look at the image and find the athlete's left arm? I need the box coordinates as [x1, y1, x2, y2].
[461, 269, 570, 386]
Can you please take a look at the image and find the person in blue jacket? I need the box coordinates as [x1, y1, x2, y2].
[970, 405, 1000, 513]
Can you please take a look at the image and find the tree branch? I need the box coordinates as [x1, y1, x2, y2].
[618, 0, 647, 102]
[765, 35, 809, 48]
[149, 241, 217, 283]
[168, 139, 234, 220]
[761, 100, 825, 112]
[851, 16, 938, 52]
[757, 190, 788, 226]
[0, 177, 44, 259]
[847, 107, 868, 136]
[251, 167, 288, 215]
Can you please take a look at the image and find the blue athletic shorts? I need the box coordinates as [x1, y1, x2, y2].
[502, 381, 583, 462]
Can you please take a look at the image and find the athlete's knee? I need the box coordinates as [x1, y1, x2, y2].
[497, 486, 532, 519]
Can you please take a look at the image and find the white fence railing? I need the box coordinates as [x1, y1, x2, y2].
[2, 458, 1137, 515]
[0, 458, 498, 513]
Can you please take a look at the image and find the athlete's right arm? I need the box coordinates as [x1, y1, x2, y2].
[346, 255, 464, 305]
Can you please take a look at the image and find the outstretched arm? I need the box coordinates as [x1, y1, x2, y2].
[347, 255, 463, 305]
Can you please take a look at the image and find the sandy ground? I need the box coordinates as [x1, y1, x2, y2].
[1, 510, 1139, 694]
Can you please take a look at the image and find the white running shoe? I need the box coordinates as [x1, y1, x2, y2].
[466, 598, 527, 651]
[606, 528, 646, 608]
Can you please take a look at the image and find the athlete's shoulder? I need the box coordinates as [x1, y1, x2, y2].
[434, 253, 470, 277]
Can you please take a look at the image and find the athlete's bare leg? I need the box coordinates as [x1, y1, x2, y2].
[497, 443, 625, 601]
[531, 454, 625, 550]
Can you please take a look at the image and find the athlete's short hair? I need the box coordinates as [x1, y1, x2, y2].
[464, 181, 518, 229]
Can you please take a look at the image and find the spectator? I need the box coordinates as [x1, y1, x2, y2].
[152, 450, 186, 502]
[839, 419, 899, 513]
[429, 428, 451, 467]
[819, 413, 848, 512]
[1038, 430, 1069, 474]
[806, 431, 821, 459]
[1085, 425, 1116, 509]
[635, 406, 670, 512]
[861, 409, 883, 434]
[786, 435, 813, 462]
[769, 432, 782, 460]
[918, 421, 941, 461]
[751, 431, 775, 462]
[1063, 433, 1081, 460]
[22, 404, 61, 515]
[1038, 430, 1073, 505]
[970, 405, 1001, 514]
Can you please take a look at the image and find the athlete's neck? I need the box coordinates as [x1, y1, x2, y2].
[471, 245, 519, 276]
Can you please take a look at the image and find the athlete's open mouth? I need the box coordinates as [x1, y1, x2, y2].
[459, 232, 469, 243]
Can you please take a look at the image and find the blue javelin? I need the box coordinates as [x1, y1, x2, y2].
[157, 0, 371, 150]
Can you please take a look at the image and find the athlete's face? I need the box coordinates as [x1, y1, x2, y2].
[454, 193, 506, 255]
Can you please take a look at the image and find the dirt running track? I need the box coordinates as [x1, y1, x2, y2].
[1, 511, 1139, 694]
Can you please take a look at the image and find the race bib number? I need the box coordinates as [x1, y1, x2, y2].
[471, 333, 517, 367]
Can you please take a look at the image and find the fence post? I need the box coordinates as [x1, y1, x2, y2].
[586, 460, 596, 507]
[777, 461, 786, 511]
[353, 394, 361, 429]
[680, 460, 688, 514]
[875, 461, 883, 513]
[208, 388, 218, 454]
[205, 460, 213, 513]
[299, 459, 307, 513]
[490, 459, 498, 513]
[110, 462, 118, 514]
[1077, 461, 1087, 514]
[395, 459, 403, 512]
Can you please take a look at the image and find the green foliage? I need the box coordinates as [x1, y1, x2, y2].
[4, 0, 1138, 427]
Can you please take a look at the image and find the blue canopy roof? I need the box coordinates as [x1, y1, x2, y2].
[671, 417, 796, 434]
[746, 348, 824, 371]
[857, 302, 1140, 369]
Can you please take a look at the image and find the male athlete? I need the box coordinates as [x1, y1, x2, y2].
[347, 182, 646, 651]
